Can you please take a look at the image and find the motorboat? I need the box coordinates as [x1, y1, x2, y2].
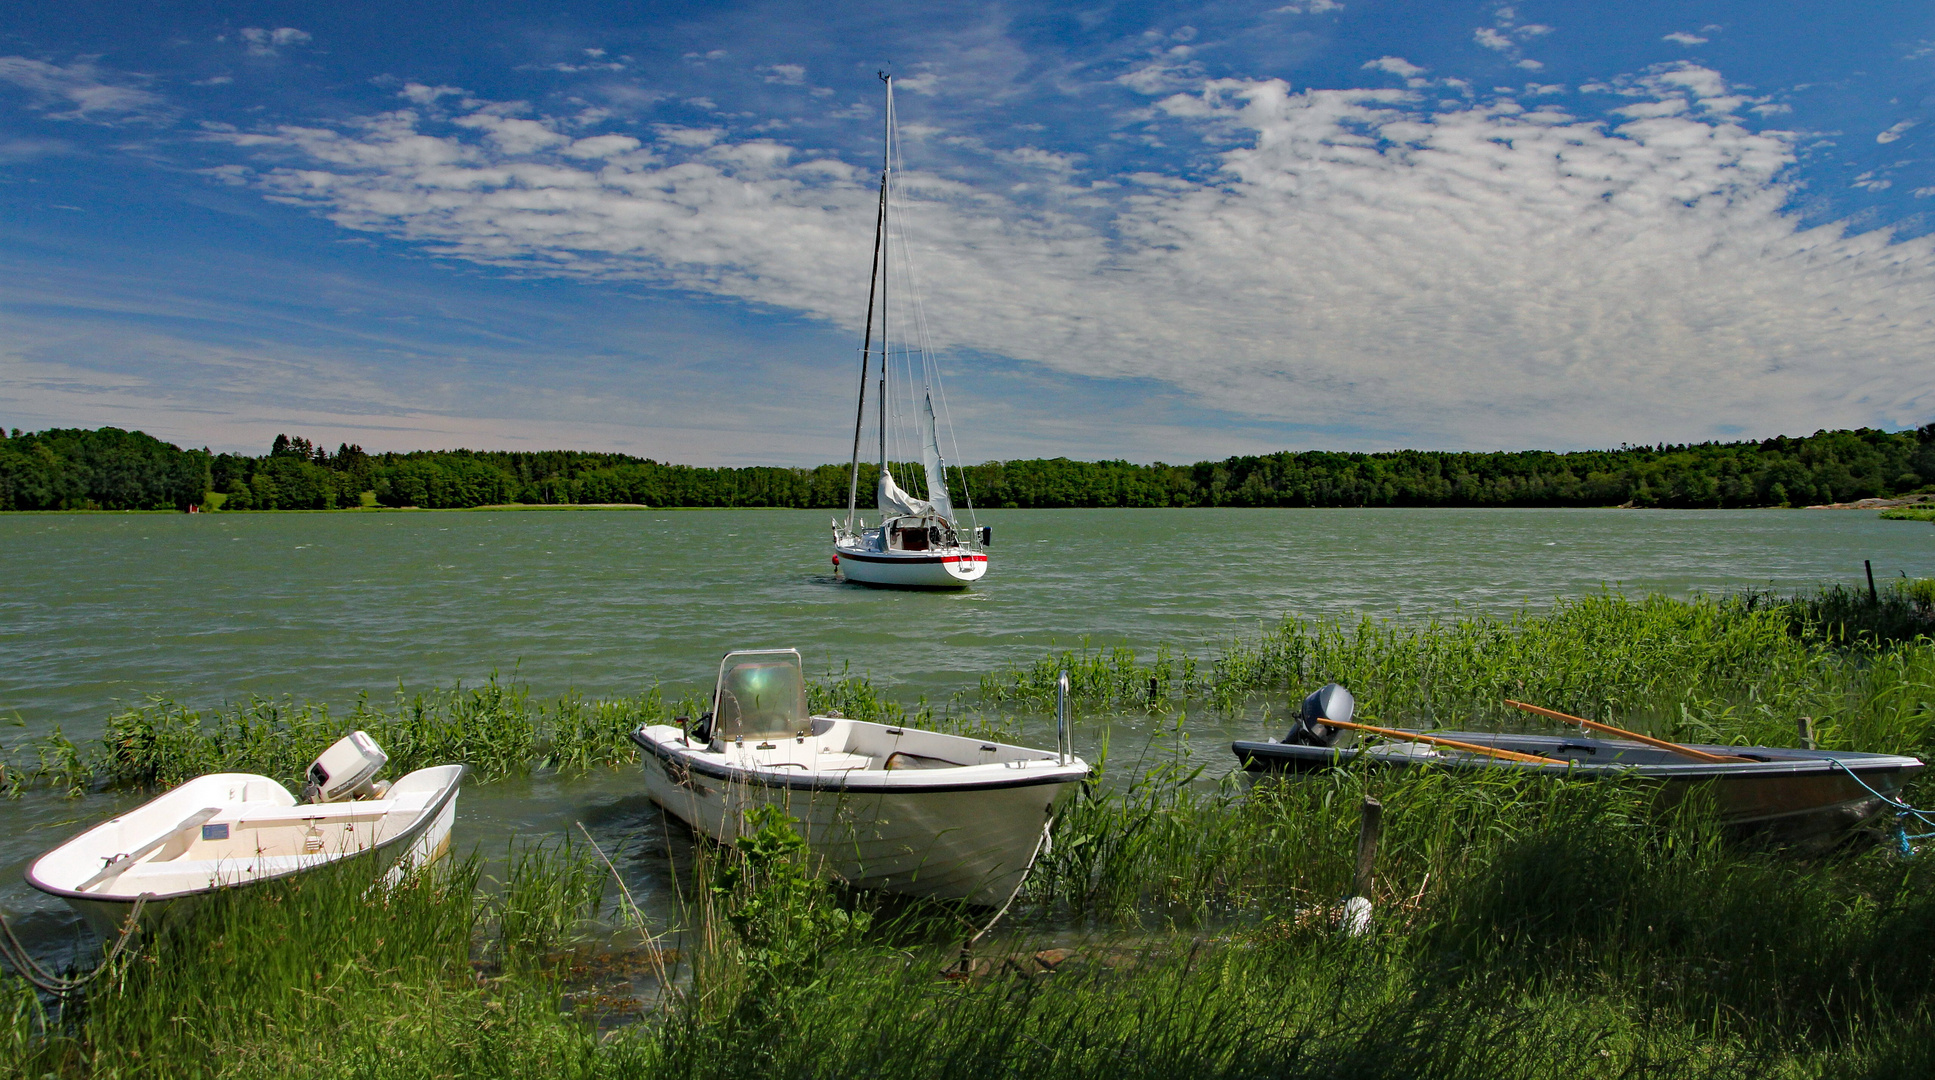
[830, 73, 990, 590]
[632, 649, 1088, 904]
[1232, 685, 1924, 849]
[27, 732, 464, 938]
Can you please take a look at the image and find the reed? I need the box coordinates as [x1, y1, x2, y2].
[1, 844, 626, 1079]
[981, 588, 1935, 786]
[10, 764, 1935, 1078]
[7, 672, 925, 795]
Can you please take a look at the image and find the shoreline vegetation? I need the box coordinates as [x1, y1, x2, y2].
[5, 582, 1935, 1077]
[3, 424, 1932, 513]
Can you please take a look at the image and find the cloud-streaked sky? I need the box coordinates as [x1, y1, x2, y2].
[2, 1, 1932, 463]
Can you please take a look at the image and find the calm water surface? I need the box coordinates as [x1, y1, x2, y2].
[3, 508, 1930, 936]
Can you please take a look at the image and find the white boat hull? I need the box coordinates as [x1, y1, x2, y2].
[634, 720, 1083, 905]
[27, 765, 464, 939]
[833, 543, 987, 589]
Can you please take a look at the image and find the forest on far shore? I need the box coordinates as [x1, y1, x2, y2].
[1, 424, 1932, 513]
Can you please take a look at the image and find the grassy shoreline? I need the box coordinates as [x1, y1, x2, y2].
[6, 583, 1935, 1078]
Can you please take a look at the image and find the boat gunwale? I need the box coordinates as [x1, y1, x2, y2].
[24, 765, 467, 906]
[632, 725, 1088, 794]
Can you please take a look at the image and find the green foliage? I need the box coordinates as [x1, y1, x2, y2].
[70, 677, 683, 792]
[2, 849, 618, 1079]
[9, 423, 1933, 512]
[980, 590, 1935, 779]
[494, 840, 606, 967]
[710, 804, 870, 993]
[0, 427, 208, 511]
[1882, 506, 1935, 522]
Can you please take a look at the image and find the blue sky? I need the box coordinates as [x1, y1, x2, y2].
[1, 0, 1931, 464]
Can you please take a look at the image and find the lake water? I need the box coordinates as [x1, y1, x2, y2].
[3, 507, 1931, 940]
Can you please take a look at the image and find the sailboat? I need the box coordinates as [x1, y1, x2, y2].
[831, 74, 990, 590]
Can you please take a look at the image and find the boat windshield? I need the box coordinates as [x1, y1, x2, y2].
[713, 650, 811, 741]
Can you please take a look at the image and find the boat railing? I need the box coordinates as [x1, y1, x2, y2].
[1056, 670, 1071, 767]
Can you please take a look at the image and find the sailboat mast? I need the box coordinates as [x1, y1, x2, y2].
[845, 172, 888, 534]
[876, 73, 892, 480]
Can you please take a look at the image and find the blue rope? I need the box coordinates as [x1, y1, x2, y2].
[1825, 758, 1935, 857]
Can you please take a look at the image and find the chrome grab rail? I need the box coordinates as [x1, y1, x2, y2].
[1056, 670, 1071, 766]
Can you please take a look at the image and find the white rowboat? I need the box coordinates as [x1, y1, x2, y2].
[27, 739, 463, 938]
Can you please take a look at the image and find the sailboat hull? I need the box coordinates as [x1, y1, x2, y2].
[834, 545, 987, 588]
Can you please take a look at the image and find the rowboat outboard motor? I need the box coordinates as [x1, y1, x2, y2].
[303, 731, 391, 803]
[1284, 683, 1355, 747]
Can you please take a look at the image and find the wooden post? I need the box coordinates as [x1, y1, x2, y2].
[1798, 715, 1816, 751]
[1867, 560, 1879, 605]
[1353, 796, 1383, 901]
[1148, 676, 1159, 706]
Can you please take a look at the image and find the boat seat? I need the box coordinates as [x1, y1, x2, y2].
[884, 751, 966, 770]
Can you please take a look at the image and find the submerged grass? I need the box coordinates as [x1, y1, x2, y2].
[9, 583, 1929, 800]
[1, 673, 943, 796]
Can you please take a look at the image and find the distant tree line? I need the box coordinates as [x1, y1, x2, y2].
[3, 424, 1931, 512]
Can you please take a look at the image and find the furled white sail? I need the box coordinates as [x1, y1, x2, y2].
[877, 469, 933, 517]
[919, 392, 954, 523]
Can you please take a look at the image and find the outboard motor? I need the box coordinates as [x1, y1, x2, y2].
[303, 731, 390, 803]
[1283, 683, 1355, 747]
[977, 525, 993, 547]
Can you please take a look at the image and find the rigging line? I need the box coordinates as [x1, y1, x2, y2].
[881, 142, 972, 527]
[845, 172, 889, 535]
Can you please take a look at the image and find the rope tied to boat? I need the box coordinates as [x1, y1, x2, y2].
[0, 893, 151, 998]
[1824, 759, 1935, 856]
[949, 816, 1054, 977]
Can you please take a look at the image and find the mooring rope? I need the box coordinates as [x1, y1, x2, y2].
[0, 894, 150, 998]
[1826, 759, 1935, 856]
[950, 816, 1054, 975]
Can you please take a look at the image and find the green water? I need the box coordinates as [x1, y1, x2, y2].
[2, 507, 1930, 935]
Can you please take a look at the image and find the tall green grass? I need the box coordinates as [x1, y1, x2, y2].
[979, 589, 1935, 772]
[11, 758, 1935, 1077]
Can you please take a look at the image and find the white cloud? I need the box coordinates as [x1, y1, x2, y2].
[1877, 120, 1916, 143]
[207, 67, 1935, 448]
[1273, 1, 1342, 13]
[239, 27, 312, 55]
[760, 64, 806, 86]
[1363, 56, 1426, 78]
[653, 125, 724, 147]
[1474, 28, 1512, 51]
[399, 83, 465, 105]
[1663, 32, 1708, 46]
[0, 56, 172, 124]
[1515, 58, 1544, 70]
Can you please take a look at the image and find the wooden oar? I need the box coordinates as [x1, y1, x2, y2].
[1503, 700, 1752, 764]
[1321, 718, 1556, 765]
[78, 807, 223, 892]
